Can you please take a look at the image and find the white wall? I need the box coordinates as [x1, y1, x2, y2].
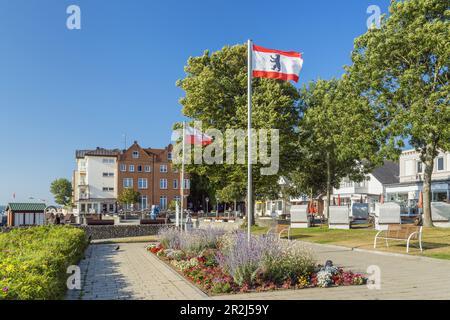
[86, 156, 117, 199]
[367, 174, 384, 195]
[400, 149, 450, 183]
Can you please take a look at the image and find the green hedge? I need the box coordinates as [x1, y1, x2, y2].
[0, 226, 87, 300]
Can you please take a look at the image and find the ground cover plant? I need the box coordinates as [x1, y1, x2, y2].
[149, 227, 367, 295]
[0, 226, 88, 300]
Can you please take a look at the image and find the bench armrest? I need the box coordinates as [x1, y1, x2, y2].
[374, 229, 386, 238]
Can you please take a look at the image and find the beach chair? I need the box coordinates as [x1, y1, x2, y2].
[375, 202, 401, 230]
[351, 203, 369, 221]
[431, 202, 450, 228]
[328, 206, 351, 229]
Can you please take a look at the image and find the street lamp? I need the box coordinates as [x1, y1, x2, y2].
[205, 197, 209, 216]
[216, 196, 220, 218]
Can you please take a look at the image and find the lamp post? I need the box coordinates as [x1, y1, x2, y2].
[216, 196, 220, 218]
[205, 197, 209, 216]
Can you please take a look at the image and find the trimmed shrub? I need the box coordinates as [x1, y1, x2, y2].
[0, 226, 87, 300]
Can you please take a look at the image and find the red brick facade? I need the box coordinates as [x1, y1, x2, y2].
[117, 142, 188, 210]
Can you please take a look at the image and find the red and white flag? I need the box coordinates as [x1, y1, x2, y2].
[171, 126, 213, 146]
[252, 44, 303, 82]
[185, 126, 213, 145]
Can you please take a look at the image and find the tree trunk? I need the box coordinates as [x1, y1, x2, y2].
[422, 146, 435, 227]
[325, 152, 331, 219]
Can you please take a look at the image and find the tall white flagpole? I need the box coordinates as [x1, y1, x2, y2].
[247, 39, 253, 242]
[180, 121, 186, 230]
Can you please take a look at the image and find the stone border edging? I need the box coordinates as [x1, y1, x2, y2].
[295, 240, 450, 264]
[145, 244, 210, 299]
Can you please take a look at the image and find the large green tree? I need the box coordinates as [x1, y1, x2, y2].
[347, 0, 449, 226]
[289, 79, 383, 217]
[176, 44, 300, 225]
[50, 178, 73, 207]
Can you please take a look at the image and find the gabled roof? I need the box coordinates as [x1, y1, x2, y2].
[6, 203, 47, 211]
[371, 160, 399, 184]
[76, 148, 121, 159]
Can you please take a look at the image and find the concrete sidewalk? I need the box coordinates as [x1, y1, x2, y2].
[66, 243, 208, 300]
[67, 241, 450, 300]
[214, 242, 450, 300]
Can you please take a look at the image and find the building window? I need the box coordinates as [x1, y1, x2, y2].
[123, 178, 133, 188]
[129, 165, 135, 172]
[144, 165, 151, 172]
[437, 157, 444, 171]
[102, 172, 114, 177]
[103, 158, 115, 164]
[417, 161, 423, 173]
[102, 187, 114, 192]
[160, 196, 167, 210]
[132, 151, 139, 159]
[160, 164, 168, 173]
[173, 179, 178, 189]
[174, 195, 181, 203]
[168, 152, 172, 160]
[160, 178, 167, 189]
[138, 178, 148, 189]
[139, 196, 148, 210]
[137, 165, 142, 172]
[183, 179, 190, 189]
[120, 164, 126, 172]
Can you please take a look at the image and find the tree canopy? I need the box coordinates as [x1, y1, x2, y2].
[177, 44, 301, 224]
[50, 178, 73, 207]
[287, 79, 383, 215]
[347, 0, 449, 226]
[118, 189, 140, 207]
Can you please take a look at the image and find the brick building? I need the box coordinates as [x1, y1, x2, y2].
[117, 141, 189, 211]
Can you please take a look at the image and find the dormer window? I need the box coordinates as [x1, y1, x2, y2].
[132, 151, 139, 159]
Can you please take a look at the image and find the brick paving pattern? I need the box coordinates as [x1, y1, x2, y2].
[66, 241, 450, 300]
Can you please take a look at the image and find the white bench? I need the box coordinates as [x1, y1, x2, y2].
[374, 202, 401, 230]
[431, 202, 450, 228]
[374, 224, 423, 253]
[328, 206, 351, 229]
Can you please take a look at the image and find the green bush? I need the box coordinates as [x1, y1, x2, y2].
[0, 226, 88, 300]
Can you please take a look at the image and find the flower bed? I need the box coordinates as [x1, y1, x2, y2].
[0, 226, 88, 300]
[148, 228, 367, 295]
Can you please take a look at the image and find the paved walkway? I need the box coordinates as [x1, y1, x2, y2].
[66, 243, 207, 300]
[66, 242, 450, 300]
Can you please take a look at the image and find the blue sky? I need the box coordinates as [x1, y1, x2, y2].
[0, 0, 390, 204]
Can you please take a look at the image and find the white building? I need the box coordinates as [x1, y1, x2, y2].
[385, 149, 450, 206]
[73, 148, 121, 214]
[255, 177, 309, 217]
[333, 161, 399, 206]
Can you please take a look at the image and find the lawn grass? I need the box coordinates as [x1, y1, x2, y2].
[250, 224, 450, 260]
